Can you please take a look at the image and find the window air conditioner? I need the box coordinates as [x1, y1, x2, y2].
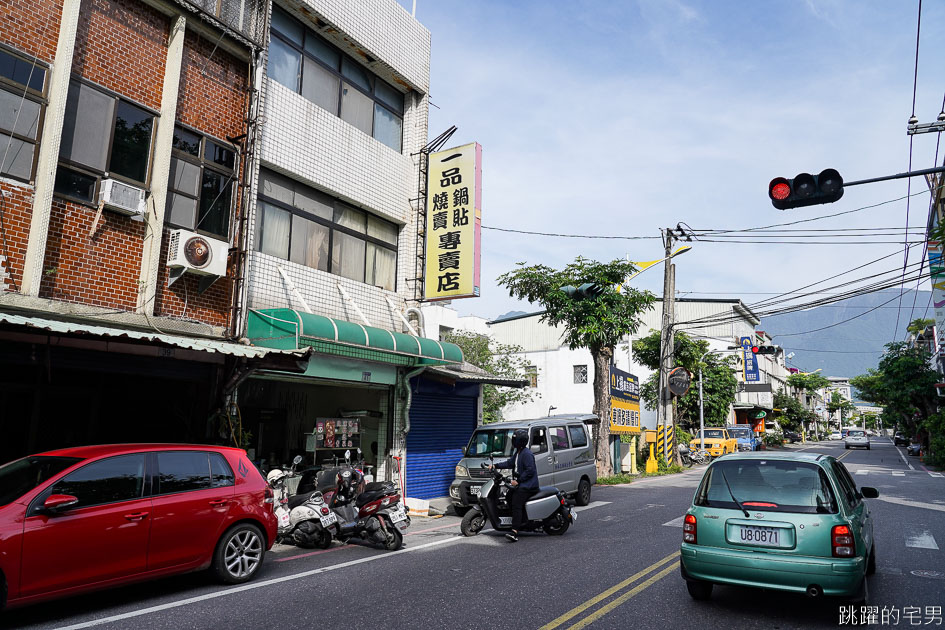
[167, 229, 228, 280]
[97, 178, 147, 218]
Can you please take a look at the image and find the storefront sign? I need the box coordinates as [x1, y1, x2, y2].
[610, 365, 640, 434]
[740, 336, 760, 382]
[928, 203, 945, 340]
[424, 143, 482, 301]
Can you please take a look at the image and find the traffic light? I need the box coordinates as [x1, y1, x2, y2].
[768, 168, 843, 210]
[561, 283, 605, 299]
[751, 345, 779, 355]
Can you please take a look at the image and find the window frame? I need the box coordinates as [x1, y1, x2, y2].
[268, 6, 405, 152]
[567, 424, 588, 448]
[54, 76, 158, 206]
[529, 427, 548, 454]
[573, 364, 588, 384]
[153, 450, 213, 496]
[256, 168, 399, 290]
[549, 426, 570, 451]
[0, 45, 48, 183]
[31, 453, 148, 514]
[166, 123, 237, 240]
[525, 366, 538, 388]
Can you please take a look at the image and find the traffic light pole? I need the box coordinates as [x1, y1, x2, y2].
[842, 165, 945, 188]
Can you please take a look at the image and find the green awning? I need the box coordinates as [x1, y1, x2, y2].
[247, 308, 463, 366]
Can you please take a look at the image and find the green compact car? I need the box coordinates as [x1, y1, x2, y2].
[680, 452, 878, 602]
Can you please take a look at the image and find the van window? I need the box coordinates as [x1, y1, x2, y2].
[695, 459, 837, 514]
[568, 425, 588, 447]
[465, 429, 515, 457]
[549, 426, 569, 450]
[530, 427, 548, 454]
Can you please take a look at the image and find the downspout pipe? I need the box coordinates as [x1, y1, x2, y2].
[401, 366, 426, 437]
[405, 307, 425, 338]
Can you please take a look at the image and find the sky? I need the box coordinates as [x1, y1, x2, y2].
[398, 1, 945, 340]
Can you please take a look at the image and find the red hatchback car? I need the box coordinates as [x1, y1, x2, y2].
[0, 444, 277, 610]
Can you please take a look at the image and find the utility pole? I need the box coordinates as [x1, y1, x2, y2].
[658, 227, 676, 465]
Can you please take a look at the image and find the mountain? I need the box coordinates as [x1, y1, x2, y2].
[759, 290, 932, 380]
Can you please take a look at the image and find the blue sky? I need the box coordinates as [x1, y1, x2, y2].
[400, 1, 945, 330]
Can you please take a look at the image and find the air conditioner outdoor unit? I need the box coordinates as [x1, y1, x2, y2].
[97, 178, 147, 218]
[166, 229, 229, 291]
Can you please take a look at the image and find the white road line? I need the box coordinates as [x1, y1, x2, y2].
[877, 495, 945, 513]
[892, 471, 905, 477]
[855, 470, 868, 475]
[54, 536, 467, 630]
[905, 530, 940, 550]
[894, 444, 916, 471]
[930, 472, 944, 478]
[572, 500, 611, 513]
[663, 516, 685, 527]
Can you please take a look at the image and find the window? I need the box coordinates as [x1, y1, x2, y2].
[166, 125, 236, 240]
[529, 427, 548, 454]
[0, 47, 46, 181]
[55, 79, 156, 203]
[550, 426, 570, 451]
[831, 461, 859, 508]
[48, 454, 146, 509]
[156, 451, 211, 495]
[209, 452, 235, 488]
[255, 168, 398, 290]
[525, 366, 538, 388]
[568, 425, 588, 448]
[573, 365, 588, 384]
[695, 460, 837, 515]
[0, 456, 79, 507]
[268, 6, 405, 152]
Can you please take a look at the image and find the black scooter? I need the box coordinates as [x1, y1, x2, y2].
[459, 459, 574, 537]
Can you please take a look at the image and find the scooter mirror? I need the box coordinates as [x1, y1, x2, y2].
[345, 449, 351, 461]
[292, 455, 303, 466]
[357, 447, 362, 456]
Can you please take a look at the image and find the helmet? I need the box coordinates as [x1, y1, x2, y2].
[266, 469, 287, 486]
[512, 429, 528, 450]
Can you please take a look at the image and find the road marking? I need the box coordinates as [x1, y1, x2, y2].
[662, 516, 685, 527]
[566, 564, 678, 629]
[905, 530, 940, 550]
[930, 472, 944, 478]
[54, 535, 468, 630]
[275, 544, 352, 563]
[572, 500, 611, 513]
[407, 521, 461, 535]
[877, 496, 945, 513]
[539, 551, 679, 630]
[892, 471, 905, 477]
[894, 444, 916, 471]
[856, 470, 868, 476]
[837, 451, 851, 461]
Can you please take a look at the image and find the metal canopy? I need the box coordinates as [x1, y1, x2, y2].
[247, 308, 463, 366]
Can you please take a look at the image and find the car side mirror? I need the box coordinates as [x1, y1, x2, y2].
[43, 494, 79, 513]
[530, 444, 541, 454]
[860, 487, 879, 499]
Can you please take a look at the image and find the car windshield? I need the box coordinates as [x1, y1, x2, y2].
[465, 429, 516, 457]
[0, 456, 82, 507]
[701, 429, 725, 439]
[695, 459, 838, 514]
[728, 427, 752, 439]
[849, 430, 866, 437]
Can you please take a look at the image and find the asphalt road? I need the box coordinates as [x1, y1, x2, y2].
[4, 438, 943, 630]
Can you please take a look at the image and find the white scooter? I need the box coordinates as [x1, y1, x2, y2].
[268, 456, 338, 549]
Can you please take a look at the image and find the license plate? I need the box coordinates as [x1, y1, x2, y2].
[469, 485, 481, 496]
[390, 506, 406, 523]
[738, 525, 781, 547]
[320, 512, 337, 527]
[277, 509, 290, 528]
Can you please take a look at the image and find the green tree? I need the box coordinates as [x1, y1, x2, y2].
[773, 387, 816, 432]
[497, 256, 656, 476]
[827, 391, 856, 425]
[632, 330, 738, 429]
[787, 371, 831, 393]
[906, 318, 935, 336]
[442, 331, 533, 424]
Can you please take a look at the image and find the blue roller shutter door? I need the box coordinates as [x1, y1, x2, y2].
[405, 394, 477, 500]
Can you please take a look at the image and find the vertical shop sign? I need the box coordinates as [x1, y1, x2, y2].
[610, 365, 641, 434]
[424, 143, 482, 300]
[741, 336, 760, 382]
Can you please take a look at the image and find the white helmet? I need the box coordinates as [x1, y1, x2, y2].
[267, 469, 287, 486]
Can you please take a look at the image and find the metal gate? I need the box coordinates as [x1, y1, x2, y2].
[405, 393, 477, 500]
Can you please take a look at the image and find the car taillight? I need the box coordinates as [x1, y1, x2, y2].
[832, 524, 855, 557]
[683, 514, 697, 544]
[321, 507, 330, 515]
[264, 486, 274, 504]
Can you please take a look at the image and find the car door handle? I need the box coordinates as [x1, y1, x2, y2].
[209, 499, 229, 507]
[124, 511, 149, 521]
[547, 457, 554, 464]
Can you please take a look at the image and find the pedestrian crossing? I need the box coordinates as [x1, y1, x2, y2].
[850, 468, 942, 478]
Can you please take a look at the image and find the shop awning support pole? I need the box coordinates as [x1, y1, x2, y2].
[385, 295, 418, 336]
[276, 266, 313, 314]
[337, 282, 372, 327]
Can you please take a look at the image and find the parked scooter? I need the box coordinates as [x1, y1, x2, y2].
[267, 455, 337, 549]
[678, 443, 692, 468]
[459, 458, 574, 537]
[323, 449, 409, 551]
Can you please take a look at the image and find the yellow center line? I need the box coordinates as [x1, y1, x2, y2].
[837, 451, 850, 461]
[539, 550, 680, 630]
[566, 563, 678, 630]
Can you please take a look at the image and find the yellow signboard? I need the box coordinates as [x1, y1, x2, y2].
[424, 143, 481, 301]
[610, 365, 641, 434]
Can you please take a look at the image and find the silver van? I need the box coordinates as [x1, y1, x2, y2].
[448, 414, 598, 512]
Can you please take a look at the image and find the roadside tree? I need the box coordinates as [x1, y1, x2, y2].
[497, 256, 656, 477]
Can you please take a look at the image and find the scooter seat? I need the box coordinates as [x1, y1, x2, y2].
[287, 493, 311, 510]
[530, 487, 559, 501]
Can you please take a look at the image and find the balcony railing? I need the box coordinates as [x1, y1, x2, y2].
[176, 0, 268, 48]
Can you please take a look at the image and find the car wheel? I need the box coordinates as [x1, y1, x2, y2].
[866, 445, 871, 450]
[686, 580, 713, 601]
[460, 509, 485, 537]
[867, 544, 876, 576]
[543, 510, 570, 536]
[213, 523, 265, 584]
[845, 445, 849, 449]
[575, 478, 592, 506]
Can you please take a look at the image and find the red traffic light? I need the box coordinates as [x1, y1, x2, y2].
[769, 179, 791, 201]
[768, 169, 843, 210]
[751, 345, 760, 353]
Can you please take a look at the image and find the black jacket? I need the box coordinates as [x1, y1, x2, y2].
[494, 448, 539, 490]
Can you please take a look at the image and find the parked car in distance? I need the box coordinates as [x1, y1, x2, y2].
[844, 430, 870, 450]
[894, 433, 909, 447]
[783, 430, 801, 444]
[0, 444, 277, 611]
[681, 452, 878, 602]
[726, 425, 760, 452]
[828, 431, 842, 441]
[907, 443, 922, 456]
[690, 428, 738, 459]
[450, 414, 598, 513]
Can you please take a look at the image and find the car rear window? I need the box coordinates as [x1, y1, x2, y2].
[849, 430, 866, 438]
[702, 429, 726, 439]
[695, 459, 838, 514]
[0, 456, 82, 506]
[728, 427, 752, 439]
[568, 425, 588, 447]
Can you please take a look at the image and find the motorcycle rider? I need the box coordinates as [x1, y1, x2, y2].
[489, 428, 538, 542]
